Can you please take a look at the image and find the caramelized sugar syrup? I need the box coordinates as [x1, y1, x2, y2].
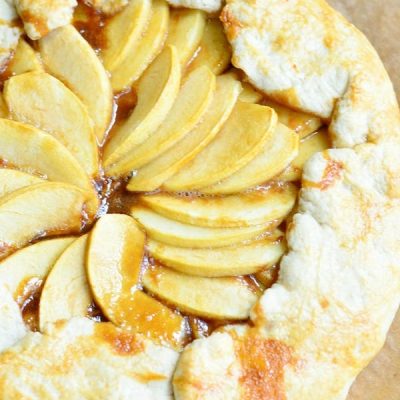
[7, 1, 282, 342]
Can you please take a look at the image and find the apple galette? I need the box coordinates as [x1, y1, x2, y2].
[0, 0, 399, 399]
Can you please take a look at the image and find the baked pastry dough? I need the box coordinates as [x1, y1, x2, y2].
[0, 1, 399, 399]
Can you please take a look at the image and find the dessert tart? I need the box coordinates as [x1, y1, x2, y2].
[0, 0, 399, 399]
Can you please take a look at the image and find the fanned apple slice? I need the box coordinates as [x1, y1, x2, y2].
[0, 119, 94, 193]
[8, 39, 42, 75]
[239, 82, 263, 103]
[130, 206, 274, 248]
[0, 237, 75, 297]
[101, 0, 152, 71]
[39, 25, 113, 142]
[188, 18, 231, 75]
[147, 234, 285, 277]
[163, 101, 277, 191]
[39, 235, 91, 331]
[0, 169, 43, 198]
[166, 8, 206, 67]
[107, 66, 215, 176]
[104, 46, 181, 167]
[143, 266, 259, 319]
[127, 74, 241, 191]
[4, 72, 98, 175]
[87, 214, 186, 349]
[201, 123, 299, 194]
[263, 98, 322, 139]
[111, 0, 169, 92]
[140, 184, 297, 227]
[279, 129, 330, 181]
[0, 182, 94, 260]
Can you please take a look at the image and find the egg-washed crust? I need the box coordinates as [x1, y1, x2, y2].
[221, 0, 400, 148]
[166, 0, 222, 13]
[0, 318, 179, 399]
[1, 1, 400, 399]
[173, 1, 400, 399]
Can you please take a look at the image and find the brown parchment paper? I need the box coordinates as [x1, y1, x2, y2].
[327, 1, 400, 399]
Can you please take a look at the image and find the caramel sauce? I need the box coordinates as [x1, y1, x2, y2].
[73, 1, 109, 53]
[15, 277, 44, 332]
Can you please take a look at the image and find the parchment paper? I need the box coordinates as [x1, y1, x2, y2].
[327, 1, 400, 399]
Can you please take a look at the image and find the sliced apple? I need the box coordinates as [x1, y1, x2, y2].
[87, 214, 187, 349]
[147, 234, 285, 277]
[104, 46, 181, 167]
[0, 237, 75, 297]
[0, 182, 94, 260]
[187, 18, 231, 75]
[143, 266, 259, 319]
[0, 119, 94, 193]
[127, 73, 241, 191]
[263, 98, 322, 139]
[4, 72, 98, 175]
[279, 129, 330, 181]
[0, 169, 43, 198]
[39, 235, 91, 331]
[107, 66, 215, 176]
[101, 0, 152, 71]
[39, 25, 113, 142]
[130, 206, 274, 248]
[201, 123, 299, 194]
[140, 184, 297, 227]
[121, 290, 187, 350]
[8, 39, 42, 76]
[163, 101, 277, 191]
[166, 8, 206, 67]
[239, 82, 263, 104]
[110, 0, 169, 92]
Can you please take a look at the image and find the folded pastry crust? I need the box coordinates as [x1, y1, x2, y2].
[0, 1, 399, 399]
[173, 1, 400, 399]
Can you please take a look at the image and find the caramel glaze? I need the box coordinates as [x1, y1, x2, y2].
[1, 4, 286, 344]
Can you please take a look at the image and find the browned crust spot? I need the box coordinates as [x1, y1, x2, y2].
[220, 8, 243, 41]
[94, 323, 145, 356]
[232, 330, 295, 400]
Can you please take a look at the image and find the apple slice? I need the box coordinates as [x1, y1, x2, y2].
[166, 8, 206, 67]
[104, 46, 181, 167]
[187, 18, 231, 75]
[143, 266, 259, 319]
[8, 39, 42, 75]
[263, 98, 322, 139]
[127, 73, 241, 191]
[139, 184, 297, 227]
[87, 214, 186, 349]
[101, 0, 152, 71]
[4, 72, 98, 176]
[0, 119, 94, 193]
[239, 82, 263, 104]
[130, 206, 275, 248]
[39, 25, 113, 142]
[147, 234, 285, 277]
[0, 237, 75, 297]
[279, 129, 330, 181]
[0, 182, 94, 259]
[0, 169, 43, 198]
[110, 0, 169, 92]
[39, 235, 92, 331]
[107, 66, 215, 176]
[201, 123, 299, 194]
[163, 101, 277, 191]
